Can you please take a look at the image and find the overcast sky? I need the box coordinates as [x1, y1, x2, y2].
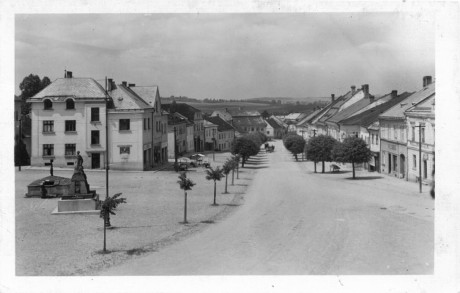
[15, 13, 434, 99]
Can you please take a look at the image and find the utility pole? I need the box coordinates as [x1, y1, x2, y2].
[213, 131, 216, 162]
[313, 129, 317, 173]
[174, 127, 178, 164]
[105, 77, 109, 200]
[18, 117, 22, 171]
[300, 129, 305, 161]
[415, 124, 425, 193]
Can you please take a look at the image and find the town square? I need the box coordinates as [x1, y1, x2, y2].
[2, 4, 460, 293]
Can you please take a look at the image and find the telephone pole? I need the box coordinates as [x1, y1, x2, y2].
[415, 124, 425, 193]
[312, 129, 317, 173]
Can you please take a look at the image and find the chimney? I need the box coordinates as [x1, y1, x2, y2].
[423, 76, 432, 87]
[66, 71, 73, 78]
[64, 70, 67, 78]
[391, 90, 398, 99]
[351, 85, 356, 95]
[128, 83, 136, 87]
[331, 94, 335, 103]
[362, 84, 369, 99]
[107, 78, 113, 91]
[369, 95, 374, 103]
[122, 81, 127, 87]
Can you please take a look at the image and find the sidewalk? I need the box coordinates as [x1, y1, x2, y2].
[299, 159, 433, 200]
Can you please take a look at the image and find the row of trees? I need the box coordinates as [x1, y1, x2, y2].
[231, 132, 268, 167]
[177, 154, 241, 224]
[305, 135, 372, 179]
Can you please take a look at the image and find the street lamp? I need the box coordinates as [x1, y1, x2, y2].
[212, 131, 216, 162]
[18, 116, 22, 171]
[414, 123, 425, 193]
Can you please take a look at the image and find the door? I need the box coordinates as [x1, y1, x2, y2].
[388, 154, 392, 174]
[91, 153, 100, 169]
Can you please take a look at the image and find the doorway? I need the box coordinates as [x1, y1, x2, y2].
[91, 153, 100, 169]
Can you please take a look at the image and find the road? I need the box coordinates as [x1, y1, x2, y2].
[101, 139, 434, 275]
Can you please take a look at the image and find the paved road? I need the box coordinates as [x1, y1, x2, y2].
[101, 140, 433, 275]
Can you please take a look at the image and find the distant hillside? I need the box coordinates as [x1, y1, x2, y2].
[249, 97, 331, 104]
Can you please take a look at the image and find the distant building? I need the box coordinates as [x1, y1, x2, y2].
[211, 108, 266, 136]
[163, 102, 205, 152]
[265, 117, 285, 139]
[204, 116, 236, 151]
[203, 120, 218, 151]
[166, 112, 189, 158]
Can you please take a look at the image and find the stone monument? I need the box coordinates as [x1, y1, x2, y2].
[54, 151, 100, 214]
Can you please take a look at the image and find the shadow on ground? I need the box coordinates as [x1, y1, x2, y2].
[345, 176, 383, 180]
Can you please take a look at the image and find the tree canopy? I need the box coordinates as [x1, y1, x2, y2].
[332, 136, 372, 179]
[232, 137, 259, 167]
[19, 74, 51, 114]
[306, 135, 338, 172]
[283, 134, 306, 161]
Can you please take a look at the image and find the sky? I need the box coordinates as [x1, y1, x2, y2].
[15, 13, 435, 100]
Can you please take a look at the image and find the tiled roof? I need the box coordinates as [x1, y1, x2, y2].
[162, 103, 202, 121]
[296, 108, 323, 126]
[266, 118, 284, 129]
[340, 92, 413, 127]
[110, 85, 152, 110]
[327, 94, 381, 124]
[232, 117, 267, 133]
[316, 90, 357, 125]
[205, 116, 236, 132]
[380, 82, 435, 119]
[30, 78, 106, 100]
[129, 86, 159, 109]
[167, 112, 189, 125]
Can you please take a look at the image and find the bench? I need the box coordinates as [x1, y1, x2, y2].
[330, 164, 340, 172]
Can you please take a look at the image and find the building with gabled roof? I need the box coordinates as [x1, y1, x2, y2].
[28, 71, 168, 171]
[265, 117, 286, 139]
[204, 116, 236, 151]
[404, 92, 435, 184]
[339, 91, 413, 172]
[162, 102, 205, 152]
[379, 76, 435, 179]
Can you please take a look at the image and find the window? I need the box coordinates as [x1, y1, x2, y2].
[376, 134, 379, 145]
[156, 121, 159, 131]
[43, 120, 54, 133]
[421, 127, 425, 143]
[44, 99, 53, 110]
[412, 126, 415, 141]
[65, 120, 76, 132]
[91, 130, 100, 145]
[119, 119, 130, 131]
[65, 144, 76, 156]
[91, 108, 100, 122]
[120, 146, 130, 154]
[66, 99, 75, 110]
[43, 144, 54, 156]
[413, 154, 417, 169]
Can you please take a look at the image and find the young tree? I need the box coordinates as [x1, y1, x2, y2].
[222, 160, 233, 193]
[306, 135, 338, 173]
[19, 74, 51, 115]
[332, 136, 372, 179]
[283, 134, 306, 161]
[177, 172, 196, 224]
[99, 193, 127, 252]
[232, 137, 259, 167]
[232, 154, 241, 179]
[15, 136, 30, 167]
[205, 166, 225, 205]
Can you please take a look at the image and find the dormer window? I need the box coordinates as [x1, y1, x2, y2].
[66, 99, 75, 110]
[44, 99, 53, 110]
